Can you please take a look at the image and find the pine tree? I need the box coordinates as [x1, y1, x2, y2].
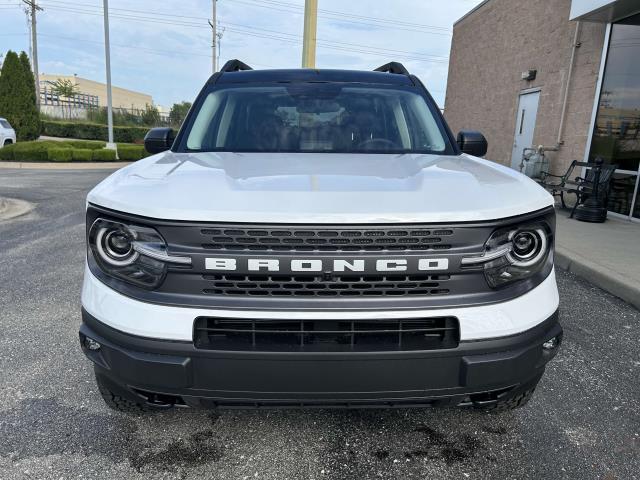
[0, 51, 41, 141]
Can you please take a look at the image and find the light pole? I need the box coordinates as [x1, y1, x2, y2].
[103, 0, 115, 150]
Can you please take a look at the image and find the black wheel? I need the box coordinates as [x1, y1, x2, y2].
[480, 386, 536, 412]
[95, 373, 152, 414]
[471, 374, 541, 413]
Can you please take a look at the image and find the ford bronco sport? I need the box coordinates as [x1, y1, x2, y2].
[80, 60, 562, 412]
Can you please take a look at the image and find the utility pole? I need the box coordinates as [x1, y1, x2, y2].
[301, 0, 318, 68]
[22, 0, 42, 106]
[103, 0, 115, 150]
[209, 0, 217, 73]
[217, 25, 225, 71]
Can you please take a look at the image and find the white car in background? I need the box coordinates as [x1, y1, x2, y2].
[0, 118, 16, 147]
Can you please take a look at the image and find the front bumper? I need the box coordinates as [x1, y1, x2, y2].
[80, 308, 562, 409]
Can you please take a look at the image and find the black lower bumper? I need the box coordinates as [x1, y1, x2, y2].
[80, 309, 562, 409]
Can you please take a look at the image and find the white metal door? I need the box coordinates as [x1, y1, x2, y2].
[510, 91, 540, 170]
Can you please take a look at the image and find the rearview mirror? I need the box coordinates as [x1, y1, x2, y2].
[457, 130, 488, 157]
[144, 127, 175, 154]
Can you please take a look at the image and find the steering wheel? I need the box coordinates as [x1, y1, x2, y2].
[356, 138, 399, 150]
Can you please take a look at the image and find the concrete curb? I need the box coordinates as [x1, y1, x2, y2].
[0, 162, 131, 170]
[0, 197, 34, 221]
[555, 247, 640, 311]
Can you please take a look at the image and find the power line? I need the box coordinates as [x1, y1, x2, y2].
[37, 3, 449, 63]
[248, 0, 451, 31]
[226, 0, 452, 35]
[39, 0, 452, 35]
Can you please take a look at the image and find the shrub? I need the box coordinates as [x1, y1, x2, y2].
[13, 141, 61, 161]
[47, 147, 73, 162]
[41, 121, 149, 144]
[117, 145, 146, 161]
[92, 148, 117, 161]
[0, 143, 16, 161]
[68, 140, 105, 150]
[72, 148, 93, 161]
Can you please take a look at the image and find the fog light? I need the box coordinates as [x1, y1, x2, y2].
[84, 337, 101, 351]
[542, 337, 559, 350]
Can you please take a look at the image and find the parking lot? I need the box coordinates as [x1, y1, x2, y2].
[0, 168, 638, 480]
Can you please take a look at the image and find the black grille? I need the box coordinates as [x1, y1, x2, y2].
[193, 317, 459, 352]
[201, 273, 452, 297]
[200, 226, 454, 252]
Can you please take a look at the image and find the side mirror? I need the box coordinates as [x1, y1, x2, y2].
[144, 127, 175, 154]
[457, 130, 488, 157]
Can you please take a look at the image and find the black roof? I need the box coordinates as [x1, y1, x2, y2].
[214, 68, 414, 86]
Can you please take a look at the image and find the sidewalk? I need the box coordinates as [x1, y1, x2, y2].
[555, 210, 640, 310]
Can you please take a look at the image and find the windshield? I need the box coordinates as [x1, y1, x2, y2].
[0, 119, 12, 129]
[179, 83, 454, 154]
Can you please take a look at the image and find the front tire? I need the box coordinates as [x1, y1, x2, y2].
[95, 373, 152, 414]
[471, 374, 541, 412]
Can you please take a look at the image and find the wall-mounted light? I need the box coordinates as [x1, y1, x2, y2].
[521, 69, 537, 81]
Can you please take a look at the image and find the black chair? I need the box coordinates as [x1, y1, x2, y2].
[539, 158, 617, 218]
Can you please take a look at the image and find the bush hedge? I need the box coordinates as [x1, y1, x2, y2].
[117, 145, 147, 161]
[48, 147, 73, 162]
[91, 149, 117, 161]
[0, 143, 16, 161]
[0, 140, 146, 162]
[42, 120, 148, 144]
[13, 141, 54, 161]
[72, 148, 93, 161]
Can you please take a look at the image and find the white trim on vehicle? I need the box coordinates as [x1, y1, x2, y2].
[81, 264, 559, 342]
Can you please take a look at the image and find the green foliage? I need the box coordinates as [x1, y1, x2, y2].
[141, 104, 160, 126]
[47, 147, 73, 162]
[91, 148, 117, 161]
[0, 51, 41, 141]
[0, 143, 16, 161]
[12, 141, 57, 161]
[169, 101, 192, 127]
[41, 120, 148, 143]
[0, 140, 145, 162]
[67, 140, 106, 150]
[117, 144, 146, 161]
[49, 78, 80, 98]
[71, 148, 93, 161]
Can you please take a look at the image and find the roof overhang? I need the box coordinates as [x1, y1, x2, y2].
[570, 0, 640, 22]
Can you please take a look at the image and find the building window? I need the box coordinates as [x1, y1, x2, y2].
[589, 12, 640, 220]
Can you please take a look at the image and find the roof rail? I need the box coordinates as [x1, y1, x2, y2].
[373, 62, 409, 75]
[220, 59, 253, 73]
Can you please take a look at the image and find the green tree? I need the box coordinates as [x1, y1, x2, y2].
[50, 78, 80, 98]
[0, 51, 40, 140]
[141, 103, 160, 126]
[169, 101, 192, 127]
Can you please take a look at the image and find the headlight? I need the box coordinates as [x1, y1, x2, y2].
[462, 219, 553, 289]
[88, 218, 191, 289]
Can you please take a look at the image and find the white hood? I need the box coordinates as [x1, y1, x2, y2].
[87, 151, 553, 223]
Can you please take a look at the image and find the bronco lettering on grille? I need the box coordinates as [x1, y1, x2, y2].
[205, 257, 449, 272]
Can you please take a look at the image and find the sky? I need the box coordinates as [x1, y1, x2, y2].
[0, 0, 483, 109]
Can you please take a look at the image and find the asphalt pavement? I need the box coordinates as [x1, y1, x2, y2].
[0, 168, 638, 480]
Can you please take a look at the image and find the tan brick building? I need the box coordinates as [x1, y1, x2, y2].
[444, 0, 640, 221]
[39, 74, 153, 110]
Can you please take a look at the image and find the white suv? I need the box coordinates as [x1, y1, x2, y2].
[0, 118, 16, 147]
[80, 61, 562, 413]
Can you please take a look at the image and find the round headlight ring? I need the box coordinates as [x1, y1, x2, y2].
[95, 226, 139, 266]
[507, 228, 547, 267]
